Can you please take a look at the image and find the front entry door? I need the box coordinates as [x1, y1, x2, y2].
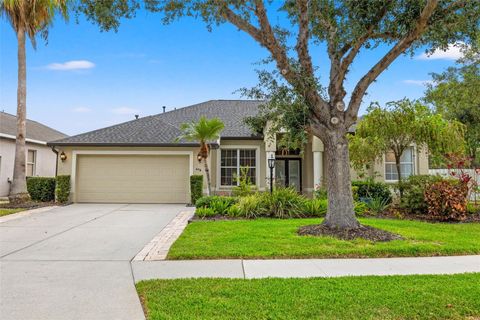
[275, 159, 302, 192]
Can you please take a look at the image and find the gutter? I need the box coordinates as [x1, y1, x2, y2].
[46, 142, 221, 148]
[0, 133, 47, 145]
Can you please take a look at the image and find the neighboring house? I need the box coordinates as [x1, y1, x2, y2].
[48, 100, 429, 204]
[0, 112, 68, 197]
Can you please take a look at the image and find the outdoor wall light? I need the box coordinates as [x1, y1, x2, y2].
[60, 151, 67, 162]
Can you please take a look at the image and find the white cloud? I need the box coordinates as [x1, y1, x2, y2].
[111, 107, 140, 115]
[46, 60, 95, 71]
[416, 43, 465, 60]
[72, 107, 92, 113]
[402, 80, 433, 86]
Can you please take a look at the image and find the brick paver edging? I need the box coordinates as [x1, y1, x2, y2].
[133, 210, 194, 261]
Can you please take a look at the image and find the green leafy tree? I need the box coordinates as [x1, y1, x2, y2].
[177, 116, 225, 196]
[78, 0, 479, 230]
[1, 0, 69, 203]
[425, 43, 480, 166]
[349, 99, 465, 196]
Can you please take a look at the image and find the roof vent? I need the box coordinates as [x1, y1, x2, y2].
[134, 114, 139, 119]
[162, 106, 166, 113]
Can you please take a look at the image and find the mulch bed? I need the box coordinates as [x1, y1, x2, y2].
[376, 208, 480, 223]
[298, 224, 404, 242]
[0, 201, 57, 210]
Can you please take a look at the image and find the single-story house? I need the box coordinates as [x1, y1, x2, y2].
[48, 100, 429, 203]
[0, 111, 68, 197]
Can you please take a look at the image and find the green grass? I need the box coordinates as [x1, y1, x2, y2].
[168, 218, 480, 259]
[137, 273, 480, 320]
[0, 208, 24, 217]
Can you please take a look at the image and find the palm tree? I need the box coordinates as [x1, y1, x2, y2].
[1, 0, 69, 203]
[178, 116, 225, 196]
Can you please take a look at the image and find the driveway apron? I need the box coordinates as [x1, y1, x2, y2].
[0, 203, 184, 320]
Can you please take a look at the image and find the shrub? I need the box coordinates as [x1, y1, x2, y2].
[313, 186, 328, 200]
[209, 197, 236, 215]
[303, 198, 328, 217]
[227, 204, 241, 217]
[352, 180, 392, 204]
[425, 180, 468, 221]
[235, 194, 268, 219]
[195, 207, 216, 218]
[354, 201, 369, 216]
[266, 187, 306, 218]
[366, 197, 390, 215]
[351, 186, 359, 201]
[26, 177, 55, 202]
[195, 195, 235, 210]
[399, 175, 444, 214]
[190, 175, 203, 205]
[467, 202, 479, 215]
[232, 167, 257, 197]
[55, 175, 70, 203]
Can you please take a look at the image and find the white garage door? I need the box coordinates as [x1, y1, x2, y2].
[76, 154, 190, 203]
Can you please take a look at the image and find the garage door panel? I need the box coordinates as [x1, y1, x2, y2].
[76, 155, 190, 203]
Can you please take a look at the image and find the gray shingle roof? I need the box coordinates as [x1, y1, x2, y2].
[0, 112, 67, 143]
[49, 100, 265, 146]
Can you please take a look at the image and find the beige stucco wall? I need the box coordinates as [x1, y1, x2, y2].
[370, 145, 430, 184]
[55, 139, 431, 200]
[0, 138, 58, 196]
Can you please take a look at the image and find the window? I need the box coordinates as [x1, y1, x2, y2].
[385, 147, 414, 181]
[27, 150, 36, 176]
[220, 148, 257, 186]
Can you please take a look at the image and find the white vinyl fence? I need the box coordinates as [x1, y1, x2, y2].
[429, 169, 480, 202]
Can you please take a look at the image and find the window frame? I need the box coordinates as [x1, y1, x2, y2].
[218, 146, 259, 187]
[384, 146, 415, 182]
[26, 149, 37, 177]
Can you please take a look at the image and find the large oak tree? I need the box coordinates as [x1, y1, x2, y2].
[78, 0, 479, 229]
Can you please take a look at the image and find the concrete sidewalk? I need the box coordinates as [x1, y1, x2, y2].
[132, 255, 480, 281]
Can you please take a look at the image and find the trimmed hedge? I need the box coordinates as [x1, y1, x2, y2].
[27, 177, 56, 202]
[55, 175, 70, 203]
[190, 175, 204, 205]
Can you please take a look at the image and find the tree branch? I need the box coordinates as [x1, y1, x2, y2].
[344, 0, 439, 127]
[329, 3, 390, 104]
[295, 0, 313, 76]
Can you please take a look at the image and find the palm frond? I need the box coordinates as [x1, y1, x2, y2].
[1, 0, 70, 47]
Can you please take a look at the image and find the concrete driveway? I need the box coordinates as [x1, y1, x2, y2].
[0, 203, 186, 320]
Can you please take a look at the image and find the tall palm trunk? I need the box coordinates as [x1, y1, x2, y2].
[9, 26, 30, 203]
[203, 158, 212, 196]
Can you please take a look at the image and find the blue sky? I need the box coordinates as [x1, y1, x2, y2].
[0, 10, 462, 136]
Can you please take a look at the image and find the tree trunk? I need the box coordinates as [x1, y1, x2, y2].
[322, 131, 360, 229]
[395, 154, 403, 198]
[9, 27, 30, 203]
[203, 158, 212, 196]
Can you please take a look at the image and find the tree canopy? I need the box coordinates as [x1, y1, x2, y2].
[349, 99, 465, 177]
[425, 42, 480, 166]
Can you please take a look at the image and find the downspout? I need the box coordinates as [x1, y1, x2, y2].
[51, 147, 59, 176]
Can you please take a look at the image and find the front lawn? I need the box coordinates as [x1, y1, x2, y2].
[0, 208, 25, 217]
[137, 273, 480, 320]
[168, 218, 480, 259]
